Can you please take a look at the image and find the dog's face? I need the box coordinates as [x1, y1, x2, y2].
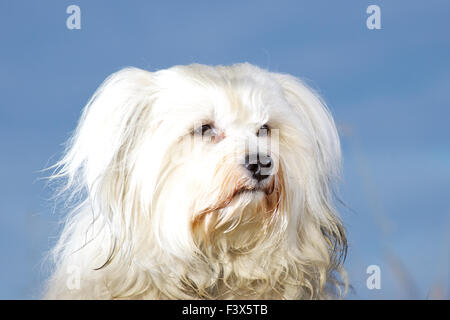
[145, 65, 289, 244]
[53, 63, 346, 298]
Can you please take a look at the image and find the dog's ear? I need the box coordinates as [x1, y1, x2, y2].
[272, 73, 341, 178]
[52, 67, 155, 192]
[273, 73, 347, 294]
[47, 68, 157, 273]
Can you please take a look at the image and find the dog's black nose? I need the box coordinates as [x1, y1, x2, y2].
[244, 154, 272, 182]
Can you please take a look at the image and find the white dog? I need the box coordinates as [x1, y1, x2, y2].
[44, 63, 347, 299]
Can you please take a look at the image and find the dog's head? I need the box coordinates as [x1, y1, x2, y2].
[52, 63, 346, 298]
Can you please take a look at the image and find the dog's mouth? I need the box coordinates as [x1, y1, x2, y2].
[191, 175, 281, 238]
[195, 178, 275, 215]
[191, 174, 282, 236]
[232, 178, 275, 199]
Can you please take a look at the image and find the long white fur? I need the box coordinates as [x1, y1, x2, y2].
[44, 63, 347, 299]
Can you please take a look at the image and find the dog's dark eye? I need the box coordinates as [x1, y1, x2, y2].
[194, 124, 215, 137]
[257, 124, 270, 136]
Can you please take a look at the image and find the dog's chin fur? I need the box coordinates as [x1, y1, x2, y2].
[44, 63, 347, 300]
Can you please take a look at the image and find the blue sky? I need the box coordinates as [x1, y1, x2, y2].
[0, 0, 449, 299]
